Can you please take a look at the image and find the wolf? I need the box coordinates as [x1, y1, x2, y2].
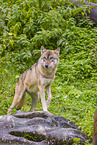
[7, 46, 60, 114]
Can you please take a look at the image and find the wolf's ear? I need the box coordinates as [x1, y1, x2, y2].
[55, 47, 60, 55]
[41, 46, 46, 54]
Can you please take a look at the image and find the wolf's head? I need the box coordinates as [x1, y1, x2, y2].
[39, 46, 60, 70]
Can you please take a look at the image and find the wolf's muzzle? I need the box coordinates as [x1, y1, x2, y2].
[45, 64, 49, 68]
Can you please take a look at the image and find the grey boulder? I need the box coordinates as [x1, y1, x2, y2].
[0, 111, 92, 145]
[71, 0, 97, 25]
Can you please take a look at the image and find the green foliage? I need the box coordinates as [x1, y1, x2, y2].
[0, 0, 97, 143]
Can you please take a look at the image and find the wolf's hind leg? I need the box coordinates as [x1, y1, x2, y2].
[16, 93, 26, 110]
[29, 92, 39, 112]
[7, 88, 27, 115]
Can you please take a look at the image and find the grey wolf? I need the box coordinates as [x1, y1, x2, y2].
[7, 46, 60, 114]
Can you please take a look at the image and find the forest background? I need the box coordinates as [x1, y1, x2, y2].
[0, 0, 97, 144]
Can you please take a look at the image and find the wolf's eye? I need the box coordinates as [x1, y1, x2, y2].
[43, 57, 46, 62]
[50, 57, 54, 62]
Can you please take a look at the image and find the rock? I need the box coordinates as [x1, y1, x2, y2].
[93, 109, 97, 145]
[0, 111, 92, 145]
[87, 8, 97, 25]
[71, 0, 97, 25]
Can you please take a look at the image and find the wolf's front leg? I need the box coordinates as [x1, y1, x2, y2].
[46, 85, 52, 108]
[39, 85, 47, 111]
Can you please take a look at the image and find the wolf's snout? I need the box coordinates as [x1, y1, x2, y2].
[45, 64, 49, 68]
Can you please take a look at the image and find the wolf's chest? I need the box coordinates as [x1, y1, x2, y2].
[40, 77, 53, 87]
